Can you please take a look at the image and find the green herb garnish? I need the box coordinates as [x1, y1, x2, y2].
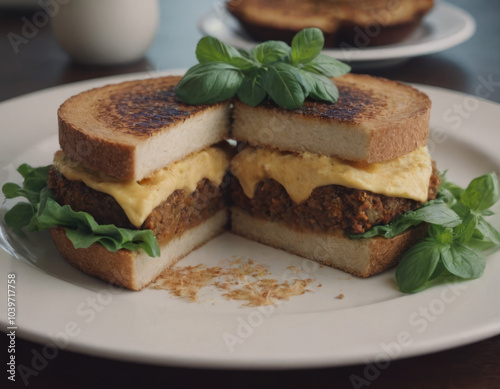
[2, 164, 160, 257]
[350, 172, 500, 293]
[349, 200, 461, 240]
[396, 172, 500, 293]
[175, 28, 351, 110]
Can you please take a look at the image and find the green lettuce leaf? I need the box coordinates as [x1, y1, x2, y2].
[2, 164, 160, 257]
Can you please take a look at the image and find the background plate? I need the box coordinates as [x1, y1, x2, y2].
[198, 1, 476, 63]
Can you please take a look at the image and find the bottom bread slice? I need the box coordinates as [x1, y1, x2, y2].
[231, 207, 427, 278]
[49, 209, 228, 290]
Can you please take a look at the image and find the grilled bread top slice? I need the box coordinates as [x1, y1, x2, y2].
[227, 0, 434, 47]
[231, 73, 431, 164]
[58, 76, 231, 181]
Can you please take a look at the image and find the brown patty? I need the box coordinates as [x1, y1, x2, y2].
[47, 167, 227, 245]
[230, 163, 441, 235]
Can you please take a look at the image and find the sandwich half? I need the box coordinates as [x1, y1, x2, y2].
[229, 73, 440, 277]
[48, 76, 231, 290]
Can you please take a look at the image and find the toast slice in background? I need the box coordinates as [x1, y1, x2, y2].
[227, 0, 434, 47]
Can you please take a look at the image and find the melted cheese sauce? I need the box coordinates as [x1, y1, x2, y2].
[230, 146, 432, 203]
[53, 147, 230, 227]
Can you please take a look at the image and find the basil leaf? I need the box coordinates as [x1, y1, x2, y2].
[175, 62, 244, 105]
[2, 182, 22, 199]
[3, 164, 52, 208]
[262, 62, 309, 110]
[461, 172, 499, 212]
[238, 49, 253, 60]
[237, 69, 266, 106]
[291, 27, 324, 65]
[251, 40, 291, 64]
[24, 177, 48, 193]
[196, 36, 254, 69]
[4, 202, 34, 230]
[350, 202, 461, 240]
[303, 54, 351, 77]
[437, 187, 458, 207]
[439, 175, 464, 200]
[451, 201, 471, 219]
[395, 239, 441, 293]
[475, 217, 500, 245]
[389, 172, 500, 294]
[413, 203, 462, 227]
[429, 225, 453, 244]
[301, 71, 339, 103]
[429, 260, 446, 281]
[453, 212, 478, 244]
[18, 164, 50, 181]
[176, 28, 351, 110]
[441, 243, 486, 279]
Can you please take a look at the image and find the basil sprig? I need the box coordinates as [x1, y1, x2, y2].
[395, 172, 500, 293]
[349, 172, 500, 293]
[2, 164, 160, 257]
[175, 28, 351, 110]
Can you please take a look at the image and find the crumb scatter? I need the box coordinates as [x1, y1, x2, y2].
[150, 259, 316, 307]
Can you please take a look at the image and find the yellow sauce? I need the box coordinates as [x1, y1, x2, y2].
[230, 146, 432, 203]
[53, 147, 230, 227]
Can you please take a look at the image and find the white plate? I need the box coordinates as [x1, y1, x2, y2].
[198, 1, 476, 63]
[1, 72, 499, 369]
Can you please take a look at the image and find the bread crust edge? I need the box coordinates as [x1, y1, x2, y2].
[230, 207, 428, 278]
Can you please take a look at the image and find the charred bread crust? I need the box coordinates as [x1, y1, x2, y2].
[231, 74, 431, 163]
[58, 76, 230, 181]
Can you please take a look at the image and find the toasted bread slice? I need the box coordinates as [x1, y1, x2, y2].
[227, 0, 434, 47]
[58, 76, 231, 181]
[49, 210, 228, 290]
[231, 73, 431, 164]
[231, 208, 428, 277]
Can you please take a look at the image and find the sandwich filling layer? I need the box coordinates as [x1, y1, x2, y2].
[48, 171, 227, 246]
[52, 146, 230, 228]
[230, 146, 433, 204]
[230, 146, 440, 235]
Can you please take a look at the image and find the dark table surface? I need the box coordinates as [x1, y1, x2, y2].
[1, 1, 500, 388]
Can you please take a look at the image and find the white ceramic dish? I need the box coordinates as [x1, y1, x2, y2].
[0, 72, 499, 369]
[198, 1, 476, 63]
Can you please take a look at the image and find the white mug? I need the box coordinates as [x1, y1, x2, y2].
[52, 0, 159, 65]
